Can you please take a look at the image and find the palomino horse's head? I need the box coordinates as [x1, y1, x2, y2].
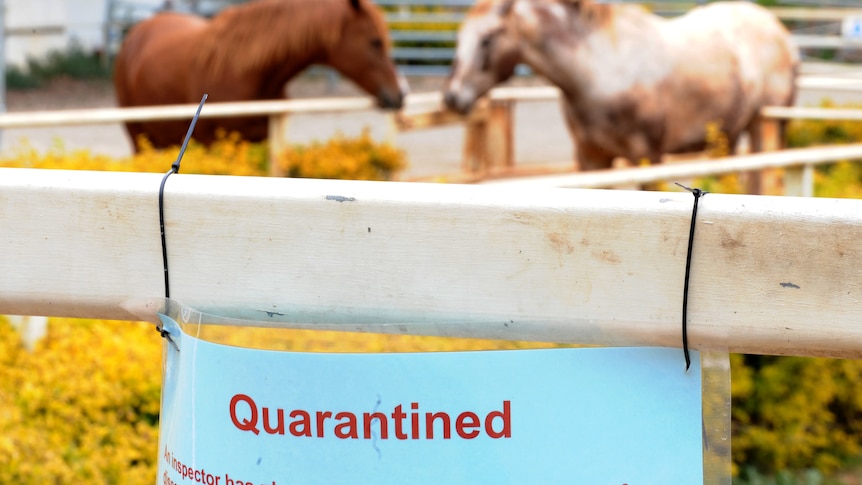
[327, 0, 408, 110]
[443, 0, 522, 114]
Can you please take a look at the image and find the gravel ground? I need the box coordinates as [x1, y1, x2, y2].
[1, 75, 572, 180]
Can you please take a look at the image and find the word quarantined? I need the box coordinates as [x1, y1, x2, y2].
[229, 394, 512, 440]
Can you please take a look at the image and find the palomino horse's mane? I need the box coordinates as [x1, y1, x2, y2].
[561, 0, 614, 30]
[469, 0, 506, 17]
[196, 0, 390, 77]
[486, 0, 613, 29]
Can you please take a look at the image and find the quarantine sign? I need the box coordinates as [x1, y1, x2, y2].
[156, 314, 703, 484]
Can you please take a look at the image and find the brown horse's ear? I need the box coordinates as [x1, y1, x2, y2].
[349, 0, 361, 11]
[497, 0, 515, 16]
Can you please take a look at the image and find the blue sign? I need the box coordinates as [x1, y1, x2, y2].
[157, 314, 703, 484]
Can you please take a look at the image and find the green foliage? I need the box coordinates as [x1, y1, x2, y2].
[6, 41, 109, 90]
[783, 100, 862, 199]
[814, 161, 862, 199]
[733, 467, 840, 485]
[731, 355, 862, 477]
[713, 108, 862, 480]
[785, 101, 862, 150]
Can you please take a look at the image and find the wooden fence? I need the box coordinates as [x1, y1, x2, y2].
[0, 95, 400, 175]
[480, 143, 862, 198]
[2, 78, 862, 192]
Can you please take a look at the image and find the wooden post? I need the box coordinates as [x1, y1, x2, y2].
[749, 117, 784, 195]
[267, 113, 288, 177]
[486, 99, 515, 170]
[462, 119, 486, 174]
[760, 118, 782, 153]
[462, 99, 491, 174]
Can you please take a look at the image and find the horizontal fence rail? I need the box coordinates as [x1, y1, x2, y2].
[0, 75, 856, 130]
[3, 79, 862, 189]
[3, 167, 862, 358]
[480, 143, 862, 192]
[0, 92, 445, 129]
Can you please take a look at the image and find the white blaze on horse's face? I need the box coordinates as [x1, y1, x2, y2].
[444, 2, 521, 114]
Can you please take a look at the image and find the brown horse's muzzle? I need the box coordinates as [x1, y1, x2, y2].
[377, 89, 404, 110]
[377, 71, 409, 110]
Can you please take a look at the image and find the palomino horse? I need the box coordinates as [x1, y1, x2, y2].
[114, 0, 407, 150]
[444, 0, 522, 115]
[445, 0, 799, 171]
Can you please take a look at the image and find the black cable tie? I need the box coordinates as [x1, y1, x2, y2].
[156, 324, 179, 351]
[158, 94, 208, 300]
[675, 182, 708, 372]
[155, 94, 207, 348]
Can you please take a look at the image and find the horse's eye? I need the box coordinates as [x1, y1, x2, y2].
[371, 38, 384, 51]
[480, 36, 492, 49]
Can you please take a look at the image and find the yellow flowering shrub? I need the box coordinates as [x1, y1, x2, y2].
[275, 129, 406, 180]
[0, 132, 268, 175]
[731, 355, 862, 478]
[193, 325, 568, 354]
[785, 100, 862, 149]
[0, 317, 161, 484]
[0, 128, 405, 181]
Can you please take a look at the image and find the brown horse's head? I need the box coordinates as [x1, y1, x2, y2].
[443, 0, 522, 115]
[326, 0, 407, 110]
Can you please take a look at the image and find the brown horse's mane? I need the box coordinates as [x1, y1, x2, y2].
[196, 0, 389, 77]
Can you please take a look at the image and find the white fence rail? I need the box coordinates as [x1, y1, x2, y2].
[2, 167, 862, 359]
[480, 143, 862, 197]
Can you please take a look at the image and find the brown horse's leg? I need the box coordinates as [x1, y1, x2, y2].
[575, 141, 615, 172]
[124, 122, 146, 152]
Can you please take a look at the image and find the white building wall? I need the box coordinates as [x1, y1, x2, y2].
[3, 0, 164, 67]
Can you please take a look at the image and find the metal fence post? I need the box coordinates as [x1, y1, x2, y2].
[784, 163, 815, 197]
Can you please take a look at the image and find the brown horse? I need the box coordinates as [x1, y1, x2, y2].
[446, 0, 799, 171]
[114, 0, 407, 150]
